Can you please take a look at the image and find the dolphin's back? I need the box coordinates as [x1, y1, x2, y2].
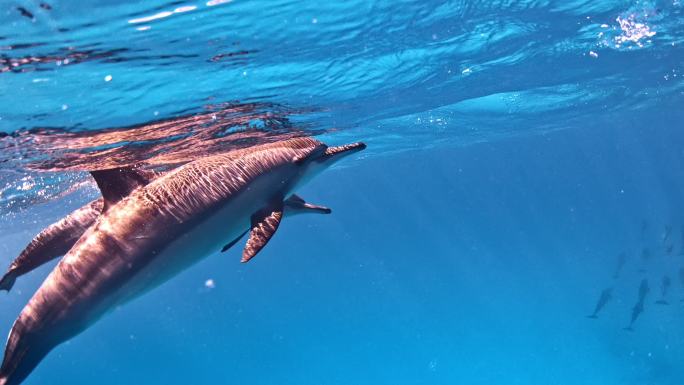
[0, 137, 326, 385]
[141, 137, 325, 222]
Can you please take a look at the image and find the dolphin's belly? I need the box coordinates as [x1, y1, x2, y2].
[113, 197, 251, 304]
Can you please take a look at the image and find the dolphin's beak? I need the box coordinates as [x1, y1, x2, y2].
[318, 142, 366, 163]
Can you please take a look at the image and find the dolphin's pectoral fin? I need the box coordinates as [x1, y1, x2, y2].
[284, 194, 332, 214]
[242, 205, 283, 263]
[90, 167, 158, 210]
[221, 231, 247, 253]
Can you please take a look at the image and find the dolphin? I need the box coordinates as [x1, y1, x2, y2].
[0, 137, 365, 385]
[587, 287, 612, 319]
[613, 252, 627, 279]
[679, 267, 684, 302]
[0, 170, 160, 292]
[655, 275, 671, 305]
[624, 279, 650, 331]
[0, 169, 322, 293]
[665, 243, 674, 256]
[640, 220, 648, 240]
[663, 224, 673, 244]
[0, 199, 103, 292]
[624, 299, 645, 332]
[637, 278, 650, 302]
[637, 248, 650, 273]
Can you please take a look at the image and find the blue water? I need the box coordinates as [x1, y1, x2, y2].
[1, 0, 684, 384]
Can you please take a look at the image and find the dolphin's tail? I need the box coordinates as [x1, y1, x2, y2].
[0, 318, 52, 385]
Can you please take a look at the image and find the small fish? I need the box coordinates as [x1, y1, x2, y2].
[587, 287, 613, 319]
[655, 275, 670, 305]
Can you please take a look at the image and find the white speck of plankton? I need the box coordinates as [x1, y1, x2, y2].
[104, 75, 113, 82]
[589, 51, 599, 58]
[462, 67, 472, 75]
[61, 104, 68, 111]
[205, 279, 215, 289]
[312, 18, 318, 24]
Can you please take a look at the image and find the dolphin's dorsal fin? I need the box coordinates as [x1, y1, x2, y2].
[90, 167, 155, 210]
[242, 205, 283, 263]
[284, 194, 332, 214]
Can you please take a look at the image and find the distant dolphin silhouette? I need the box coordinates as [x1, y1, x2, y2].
[637, 278, 650, 302]
[665, 244, 674, 256]
[663, 224, 673, 244]
[613, 252, 627, 279]
[587, 287, 612, 319]
[638, 248, 650, 273]
[0, 138, 365, 385]
[624, 279, 649, 331]
[679, 267, 684, 302]
[655, 275, 671, 305]
[624, 300, 645, 332]
[640, 220, 648, 240]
